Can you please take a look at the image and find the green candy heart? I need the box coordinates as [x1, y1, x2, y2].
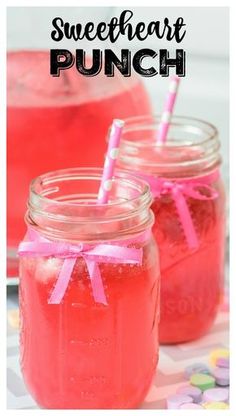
[190, 373, 216, 391]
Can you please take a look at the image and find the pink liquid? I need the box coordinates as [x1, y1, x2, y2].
[152, 176, 225, 343]
[19, 238, 160, 408]
[7, 51, 151, 275]
[118, 144, 226, 344]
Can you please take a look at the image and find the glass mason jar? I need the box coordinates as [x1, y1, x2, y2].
[117, 115, 226, 344]
[18, 168, 160, 409]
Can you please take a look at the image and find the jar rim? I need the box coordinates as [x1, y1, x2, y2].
[118, 114, 220, 177]
[28, 167, 152, 221]
[28, 167, 154, 242]
[121, 114, 218, 148]
[30, 167, 150, 210]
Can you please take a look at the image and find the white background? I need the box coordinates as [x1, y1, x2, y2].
[7, 6, 229, 185]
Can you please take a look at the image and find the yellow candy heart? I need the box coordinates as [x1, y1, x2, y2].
[209, 349, 229, 367]
[203, 401, 229, 409]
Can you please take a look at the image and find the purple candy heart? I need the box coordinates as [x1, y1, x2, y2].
[177, 385, 202, 403]
[179, 403, 203, 409]
[212, 368, 229, 386]
[216, 357, 229, 368]
[185, 363, 210, 379]
[202, 387, 229, 403]
[167, 394, 193, 409]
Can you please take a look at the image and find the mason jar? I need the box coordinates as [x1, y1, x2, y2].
[117, 115, 226, 344]
[18, 168, 160, 408]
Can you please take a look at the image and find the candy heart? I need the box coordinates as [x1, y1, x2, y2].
[179, 403, 203, 409]
[202, 387, 229, 403]
[176, 385, 202, 403]
[209, 349, 229, 367]
[212, 367, 229, 386]
[185, 363, 210, 379]
[190, 373, 215, 391]
[216, 357, 229, 368]
[166, 394, 193, 409]
[203, 401, 229, 409]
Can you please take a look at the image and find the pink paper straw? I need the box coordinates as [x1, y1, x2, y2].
[88, 119, 124, 305]
[157, 75, 180, 144]
[97, 119, 124, 204]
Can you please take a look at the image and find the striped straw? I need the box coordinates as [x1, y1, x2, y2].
[87, 119, 124, 305]
[157, 75, 180, 144]
[97, 119, 124, 204]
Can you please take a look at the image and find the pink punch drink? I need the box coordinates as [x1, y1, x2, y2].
[118, 115, 226, 344]
[18, 168, 160, 408]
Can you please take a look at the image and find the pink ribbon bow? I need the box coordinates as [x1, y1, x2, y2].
[139, 169, 219, 250]
[18, 229, 145, 305]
